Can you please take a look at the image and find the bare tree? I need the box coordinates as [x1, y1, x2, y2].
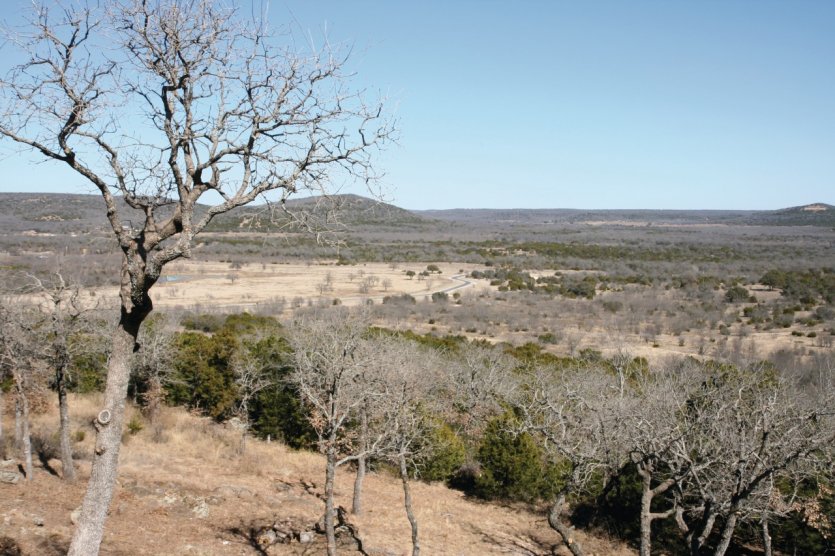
[517, 364, 634, 556]
[230, 341, 273, 455]
[0, 1, 390, 552]
[375, 338, 444, 556]
[626, 365, 705, 556]
[448, 343, 516, 440]
[0, 303, 39, 481]
[673, 364, 835, 556]
[289, 309, 389, 556]
[131, 313, 176, 438]
[22, 272, 96, 482]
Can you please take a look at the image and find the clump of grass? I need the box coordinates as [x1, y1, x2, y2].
[127, 415, 144, 435]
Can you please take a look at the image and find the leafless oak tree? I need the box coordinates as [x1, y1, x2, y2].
[230, 339, 273, 455]
[374, 337, 444, 556]
[517, 364, 634, 556]
[289, 309, 390, 556]
[0, 303, 41, 482]
[671, 364, 835, 556]
[0, 1, 390, 553]
[131, 313, 176, 439]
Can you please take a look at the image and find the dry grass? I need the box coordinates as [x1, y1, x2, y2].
[1, 394, 634, 555]
[79, 260, 475, 313]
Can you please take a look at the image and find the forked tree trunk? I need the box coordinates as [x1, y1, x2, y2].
[548, 493, 584, 556]
[639, 480, 654, 556]
[637, 463, 677, 556]
[688, 508, 717, 555]
[56, 356, 76, 482]
[68, 305, 146, 556]
[399, 453, 419, 556]
[352, 408, 368, 514]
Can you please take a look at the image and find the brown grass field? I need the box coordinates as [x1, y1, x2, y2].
[1, 395, 634, 555]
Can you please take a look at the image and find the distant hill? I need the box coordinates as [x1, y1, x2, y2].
[0, 193, 832, 235]
[0, 193, 114, 234]
[0, 192, 432, 234]
[748, 203, 835, 226]
[208, 193, 429, 232]
[416, 203, 835, 227]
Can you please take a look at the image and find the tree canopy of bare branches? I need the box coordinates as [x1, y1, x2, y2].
[0, 1, 391, 552]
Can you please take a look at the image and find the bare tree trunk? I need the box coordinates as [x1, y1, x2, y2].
[761, 517, 772, 556]
[146, 377, 164, 443]
[399, 453, 419, 556]
[0, 385, 4, 459]
[325, 440, 338, 556]
[637, 463, 677, 556]
[639, 481, 654, 556]
[11, 372, 33, 480]
[352, 408, 368, 514]
[68, 307, 145, 556]
[239, 424, 247, 456]
[14, 397, 22, 450]
[713, 512, 738, 556]
[548, 494, 584, 556]
[688, 506, 717, 556]
[21, 392, 32, 481]
[57, 360, 76, 482]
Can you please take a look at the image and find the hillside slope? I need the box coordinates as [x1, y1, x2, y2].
[1, 395, 633, 556]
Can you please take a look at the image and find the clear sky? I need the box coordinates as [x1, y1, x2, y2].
[1, 0, 833, 210]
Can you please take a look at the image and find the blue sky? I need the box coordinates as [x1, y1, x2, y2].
[1, 0, 833, 210]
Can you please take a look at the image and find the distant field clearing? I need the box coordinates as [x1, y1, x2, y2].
[87, 260, 477, 313]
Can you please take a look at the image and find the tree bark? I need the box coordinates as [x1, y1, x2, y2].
[688, 505, 717, 556]
[12, 373, 32, 481]
[146, 377, 164, 443]
[239, 426, 247, 456]
[56, 357, 76, 482]
[639, 478, 653, 556]
[547, 494, 584, 556]
[399, 453, 420, 556]
[68, 306, 146, 556]
[14, 397, 22, 451]
[713, 512, 738, 556]
[20, 388, 32, 481]
[637, 463, 677, 556]
[0, 385, 4, 459]
[352, 408, 368, 514]
[761, 517, 772, 556]
[325, 440, 338, 556]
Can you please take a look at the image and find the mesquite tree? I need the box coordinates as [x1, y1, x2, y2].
[0, 1, 390, 553]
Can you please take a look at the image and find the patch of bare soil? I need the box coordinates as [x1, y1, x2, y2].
[1, 395, 633, 556]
